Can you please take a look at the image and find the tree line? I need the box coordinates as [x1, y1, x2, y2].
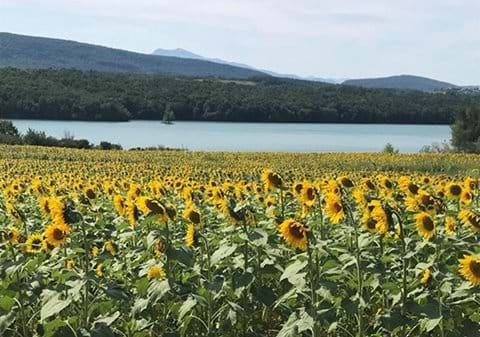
[0, 67, 479, 123]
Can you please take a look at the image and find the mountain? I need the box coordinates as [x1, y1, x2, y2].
[343, 75, 457, 92]
[153, 48, 345, 84]
[0, 32, 266, 79]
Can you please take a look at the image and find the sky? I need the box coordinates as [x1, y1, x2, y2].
[0, 0, 478, 85]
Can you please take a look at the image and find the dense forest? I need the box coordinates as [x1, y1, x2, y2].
[0, 68, 478, 123]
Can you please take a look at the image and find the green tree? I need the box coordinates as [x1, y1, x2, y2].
[451, 106, 480, 152]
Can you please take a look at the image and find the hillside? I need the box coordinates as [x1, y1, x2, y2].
[0, 32, 265, 79]
[343, 75, 457, 92]
[0, 68, 477, 123]
[153, 47, 345, 83]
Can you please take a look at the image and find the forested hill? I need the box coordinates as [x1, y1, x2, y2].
[0, 68, 477, 123]
[0, 32, 264, 79]
[343, 75, 457, 92]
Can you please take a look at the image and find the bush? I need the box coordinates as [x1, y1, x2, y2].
[382, 143, 399, 154]
[451, 106, 480, 152]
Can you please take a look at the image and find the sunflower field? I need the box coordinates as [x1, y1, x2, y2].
[1, 145, 480, 337]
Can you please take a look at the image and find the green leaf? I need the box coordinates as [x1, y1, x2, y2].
[254, 286, 276, 306]
[167, 246, 194, 267]
[178, 297, 197, 321]
[0, 296, 15, 311]
[40, 290, 72, 322]
[0, 312, 15, 334]
[421, 317, 442, 333]
[280, 260, 308, 284]
[133, 298, 149, 316]
[94, 311, 121, 327]
[232, 271, 254, 290]
[211, 244, 237, 265]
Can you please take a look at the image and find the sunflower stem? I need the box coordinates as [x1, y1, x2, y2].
[242, 222, 249, 337]
[306, 235, 320, 337]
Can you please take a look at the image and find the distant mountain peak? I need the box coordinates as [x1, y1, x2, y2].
[0, 32, 266, 79]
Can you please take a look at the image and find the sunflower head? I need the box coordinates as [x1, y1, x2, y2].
[261, 169, 283, 190]
[414, 212, 436, 240]
[420, 268, 431, 285]
[44, 223, 69, 247]
[185, 224, 197, 247]
[25, 233, 44, 254]
[446, 183, 462, 199]
[458, 210, 480, 232]
[325, 193, 345, 225]
[183, 207, 201, 225]
[459, 255, 480, 286]
[147, 265, 166, 280]
[279, 219, 309, 251]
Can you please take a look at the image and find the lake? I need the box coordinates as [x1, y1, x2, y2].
[10, 120, 451, 152]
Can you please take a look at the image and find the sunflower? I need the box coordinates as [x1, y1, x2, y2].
[261, 169, 283, 190]
[113, 195, 125, 216]
[361, 178, 377, 192]
[446, 183, 462, 199]
[124, 200, 140, 226]
[301, 183, 317, 207]
[153, 239, 167, 257]
[460, 190, 473, 206]
[445, 217, 457, 235]
[104, 240, 117, 256]
[420, 268, 431, 285]
[137, 197, 167, 222]
[83, 185, 97, 200]
[265, 195, 277, 208]
[338, 176, 354, 188]
[370, 201, 390, 234]
[183, 207, 201, 225]
[414, 212, 436, 240]
[185, 224, 196, 247]
[147, 265, 166, 280]
[25, 233, 44, 254]
[279, 219, 309, 251]
[361, 210, 378, 233]
[39, 197, 52, 217]
[66, 260, 75, 269]
[458, 210, 480, 232]
[292, 182, 304, 195]
[44, 222, 69, 247]
[325, 193, 345, 224]
[458, 255, 480, 286]
[92, 246, 99, 257]
[96, 263, 104, 277]
[8, 227, 21, 244]
[352, 188, 367, 208]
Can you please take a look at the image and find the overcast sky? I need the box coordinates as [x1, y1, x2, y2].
[1, 0, 478, 85]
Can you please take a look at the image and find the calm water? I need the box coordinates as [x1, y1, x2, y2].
[10, 120, 450, 152]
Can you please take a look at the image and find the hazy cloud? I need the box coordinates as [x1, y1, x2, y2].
[0, 0, 478, 84]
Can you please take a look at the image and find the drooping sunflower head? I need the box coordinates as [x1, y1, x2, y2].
[414, 212, 436, 240]
[183, 207, 201, 225]
[39, 197, 52, 217]
[279, 219, 309, 251]
[420, 268, 431, 285]
[458, 210, 480, 232]
[261, 169, 283, 190]
[153, 239, 167, 257]
[459, 255, 480, 286]
[137, 197, 167, 222]
[301, 183, 317, 207]
[113, 194, 125, 216]
[83, 185, 97, 200]
[104, 240, 117, 256]
[460, 190, 473, 206]
[185, 223, 197, 247]
[338, 176, 354, 189]
[325, 193, 345, 225]
[96, 263, 104, 277]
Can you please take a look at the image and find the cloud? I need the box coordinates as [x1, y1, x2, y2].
[0, 0, 478, 84]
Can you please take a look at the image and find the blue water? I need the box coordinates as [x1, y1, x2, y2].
[10, 120, 451, 152]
